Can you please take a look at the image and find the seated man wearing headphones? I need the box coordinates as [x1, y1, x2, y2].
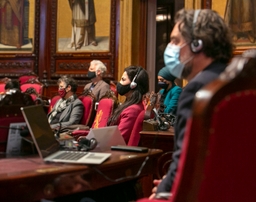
[149, 9, 234, 199]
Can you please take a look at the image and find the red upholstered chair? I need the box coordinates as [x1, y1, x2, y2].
[0, 83, 5, 94]
[78, 90, 96, 127]
[0, 77, 11, 94]
[91, 97, 117, 129]
[48, 95, 61, 113]
[20, 78, 44, 96]
[18, 72, 38, 85]
[138, 50, 256, 202]
[72, 90, 119, 139]
[128, 109, 145, 146]
[109, 80, 118, 97]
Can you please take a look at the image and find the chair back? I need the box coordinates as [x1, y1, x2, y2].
[18, 72, 38, 85]
[109, 80, 118, 97]
[0, 83, 5, 94]
[128, 109, 145, 146]
[70, 90, 118, 140]
[78, 90, 96, 127]
[138, 50, 256, 202]
[20, 78, 44, 96]
[91, 90, 119, 128]
[48, 95, 61, 113]
[0, 77, 11, 94]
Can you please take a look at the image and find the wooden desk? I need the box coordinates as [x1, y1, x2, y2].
[0, 149, 162, 201]
[139, 128, 174, 178]
[139, 127, 174, 153]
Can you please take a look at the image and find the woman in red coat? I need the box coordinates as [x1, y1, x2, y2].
[108, 65, 149, 143]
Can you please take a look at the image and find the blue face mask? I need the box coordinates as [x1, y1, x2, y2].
[164, 43, 186, 79]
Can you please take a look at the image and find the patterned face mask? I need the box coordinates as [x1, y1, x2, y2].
[58, 88, 67, 98]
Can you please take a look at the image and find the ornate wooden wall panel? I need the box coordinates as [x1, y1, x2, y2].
[0, 0, 119, 98]
[46, 0, 117, 80]
[0, 0, 40, 79]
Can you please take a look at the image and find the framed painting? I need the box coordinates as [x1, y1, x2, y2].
[0, 0, 39, 78]
[207, 0, 256, 54]
[49, 0, 117, 80]
[0, 0, 35, 53]
[57, 0, 110, 52]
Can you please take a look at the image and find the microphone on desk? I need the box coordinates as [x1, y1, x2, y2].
[152, 108, 170, 131]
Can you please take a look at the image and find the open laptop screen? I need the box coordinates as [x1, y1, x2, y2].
[21, 105, 60, 158]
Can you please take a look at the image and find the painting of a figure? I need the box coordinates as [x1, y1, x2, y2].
[57, 0, 110, 52]
[68, 0, 97, 50]
[224, 0, 256, 44]
[0, 0, 33, 51]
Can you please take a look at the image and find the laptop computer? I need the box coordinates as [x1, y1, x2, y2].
[86, 125, 126, 152]
[20, 105, 111, 164]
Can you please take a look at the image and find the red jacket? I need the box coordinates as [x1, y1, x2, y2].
[116, 102, 144, 143]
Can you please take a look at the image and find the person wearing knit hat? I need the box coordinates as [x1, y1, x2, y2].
[157, 66, 182, 115]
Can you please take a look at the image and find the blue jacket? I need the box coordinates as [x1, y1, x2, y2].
[159, 84, 182, 115]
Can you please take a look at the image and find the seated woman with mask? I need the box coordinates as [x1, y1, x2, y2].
[107, 65, 149, 143]
[48, 76, 84, 130]
[157, 67, 182, 115]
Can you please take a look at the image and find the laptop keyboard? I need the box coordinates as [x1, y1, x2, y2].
[54, 151, 88, 160]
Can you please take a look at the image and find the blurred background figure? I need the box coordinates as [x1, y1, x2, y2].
[83, 60, 110, 101]
[157, 67, 182, 115]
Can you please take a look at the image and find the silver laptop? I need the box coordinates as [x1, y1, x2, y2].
[20, 105, 111, 164]
[86, 126, 126, 152]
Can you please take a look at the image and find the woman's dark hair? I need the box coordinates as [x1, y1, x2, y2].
[58, 75, 78, 93]
[107, 65, 149, 125]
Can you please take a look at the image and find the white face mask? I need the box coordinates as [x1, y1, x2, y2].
[164, 43, 187, 79]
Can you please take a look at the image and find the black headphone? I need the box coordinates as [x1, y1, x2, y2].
[78, 138, 97, 151]
[130, 67, 142, 89]
[191, 9, 203, 53]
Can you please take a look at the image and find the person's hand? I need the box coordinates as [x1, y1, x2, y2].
[148, 175, 166, 199]
[149, 179, 162, 199]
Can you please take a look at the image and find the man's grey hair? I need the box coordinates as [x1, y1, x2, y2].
[91, 60, 107, 75]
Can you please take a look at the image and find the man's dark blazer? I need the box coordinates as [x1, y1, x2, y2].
[157, 61, 227, 193]
[48, 98, 84, 129]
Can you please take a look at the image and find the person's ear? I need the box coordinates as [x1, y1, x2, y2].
[96, 70, 101, 76]
[66, 85, 71, 91]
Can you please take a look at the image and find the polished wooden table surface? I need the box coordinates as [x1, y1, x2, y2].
[0, 149, 162, 201]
